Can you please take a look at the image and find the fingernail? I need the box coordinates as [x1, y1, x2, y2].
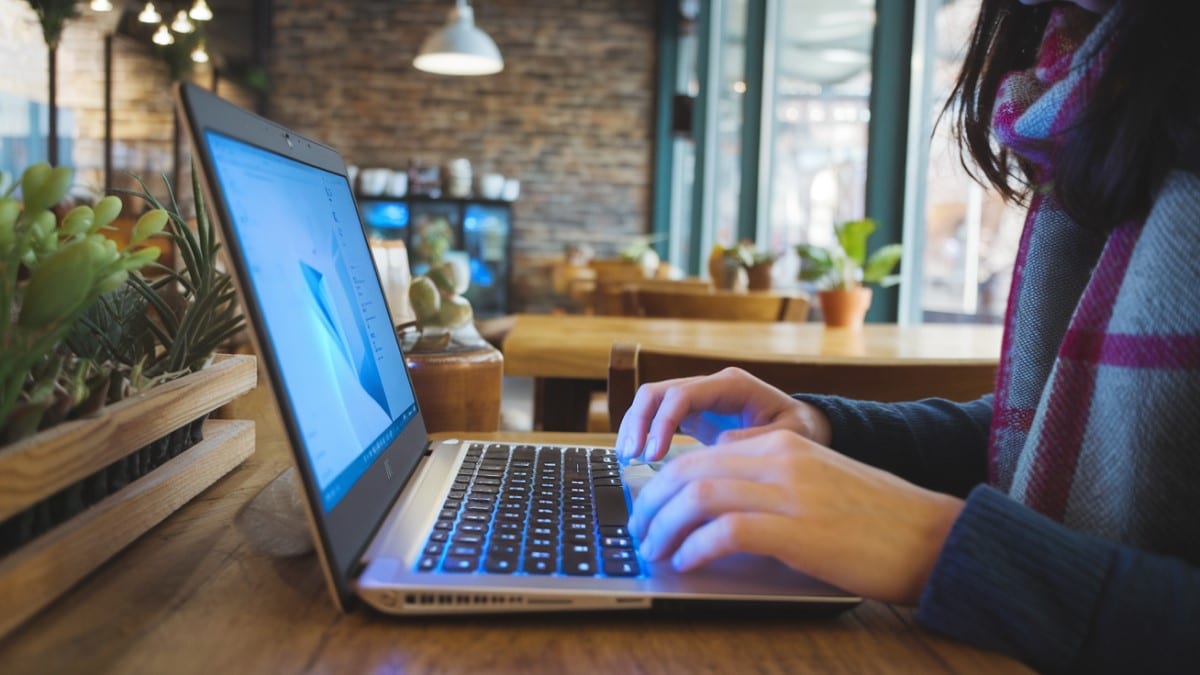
[644, 438, 658, 460]
[672, 552, 686, 570]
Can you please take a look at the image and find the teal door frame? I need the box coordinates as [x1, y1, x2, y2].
[651, 0, 679, 260]
[863, 1, 915, 322]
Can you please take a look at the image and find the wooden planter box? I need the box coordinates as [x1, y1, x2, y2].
[0, 354, 258, 638]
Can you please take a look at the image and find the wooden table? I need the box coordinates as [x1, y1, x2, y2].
[0, 384, 1031, 674]
[502, 314, 1005, 431]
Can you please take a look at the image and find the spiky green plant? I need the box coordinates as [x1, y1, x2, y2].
[124, 165, 244, 377]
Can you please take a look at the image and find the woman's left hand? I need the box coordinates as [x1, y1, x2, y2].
[627, 430, 964, 605]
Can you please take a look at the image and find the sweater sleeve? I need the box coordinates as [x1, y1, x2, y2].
[792, 394, 993, 497]
[917, 485, 1200, 674]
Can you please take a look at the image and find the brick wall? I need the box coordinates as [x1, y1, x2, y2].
[268, 0, 658, 310]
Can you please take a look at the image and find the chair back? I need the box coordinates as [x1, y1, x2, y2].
[627, 288, 809, 322]
[587, 259, 650, 315]
[607, 342, 996, 432]
[550, 261, 597, 313]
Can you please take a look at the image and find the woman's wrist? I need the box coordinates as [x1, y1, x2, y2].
[796, 400, 834, 447]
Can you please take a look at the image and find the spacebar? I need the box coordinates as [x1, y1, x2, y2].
[594, 486, 630, 526]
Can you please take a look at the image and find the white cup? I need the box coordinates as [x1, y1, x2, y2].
[447, 176, 472, 198]
[480, 173, 505, 200]
[386, 172, 408, 197]
[448, 157, 472, 176]
[501, 178, 520, 201]
[359, 168, 390, 196]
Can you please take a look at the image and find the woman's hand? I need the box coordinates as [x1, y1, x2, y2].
[616, 367, 833, 463]
[627, 429, 964, 605]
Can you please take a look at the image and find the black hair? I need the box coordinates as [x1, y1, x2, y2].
[947, 1, 1200, 232]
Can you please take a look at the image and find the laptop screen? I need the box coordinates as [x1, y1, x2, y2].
[205, 129, 419, 512]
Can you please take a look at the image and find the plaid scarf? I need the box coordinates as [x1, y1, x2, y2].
[987, 7, 1200, 557]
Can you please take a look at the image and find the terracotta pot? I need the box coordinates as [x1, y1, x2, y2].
[706, 252, 725, 287]
[746, 262, 773, 291]
[818, 287, 873, 329]
[708, 257, 746, 291]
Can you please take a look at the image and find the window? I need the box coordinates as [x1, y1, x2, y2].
[0, 92, 75, 179]
[761, 0, 873, 256]
[900, 0, 1024, 324]
[660, 0, 1012, 324]
[659, 0, 876, 288]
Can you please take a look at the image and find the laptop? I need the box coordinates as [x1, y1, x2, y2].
[176, 82, 859, 615]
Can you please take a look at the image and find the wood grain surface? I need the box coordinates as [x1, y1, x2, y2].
[0, 354, 257, 521]
[502, 314, 1003, 380]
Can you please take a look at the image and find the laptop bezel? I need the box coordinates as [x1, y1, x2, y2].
[176, 82, 430, 609]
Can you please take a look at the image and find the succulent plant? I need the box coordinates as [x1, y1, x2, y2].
[0, 164, 167, 442]
[408, 260, 474, 331]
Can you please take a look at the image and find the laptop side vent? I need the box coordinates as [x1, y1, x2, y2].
[404, 593, 526, 608]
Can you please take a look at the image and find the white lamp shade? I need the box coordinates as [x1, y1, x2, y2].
[413, 3, 503, 76]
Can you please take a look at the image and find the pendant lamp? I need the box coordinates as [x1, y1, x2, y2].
[413, 0, 503, 76]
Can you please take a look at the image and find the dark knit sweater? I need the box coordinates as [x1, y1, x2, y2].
[796, 394, 1200, 674]
[786, 9, 1200, 672]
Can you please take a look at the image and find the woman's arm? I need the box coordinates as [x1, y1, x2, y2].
[794, 394, 993, 497]
[918, 485, 1200, 674]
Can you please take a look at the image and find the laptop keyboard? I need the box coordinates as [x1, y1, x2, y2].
[415, 443, 641, 578]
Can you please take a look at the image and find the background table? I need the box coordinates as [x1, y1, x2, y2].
[501, 314, 1004, 431]
[0, 383, 1031, 674]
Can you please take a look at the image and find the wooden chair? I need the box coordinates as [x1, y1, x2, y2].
[626, 287, 810, 322]
[588, 259, 649, 315]
[549, 261, 597, 313]
[616, 278, 714, 315]
[586, 288, 809, 431]
[606, 341, 997, 432]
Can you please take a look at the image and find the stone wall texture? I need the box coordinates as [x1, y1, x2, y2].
[268, 0, 659, 310]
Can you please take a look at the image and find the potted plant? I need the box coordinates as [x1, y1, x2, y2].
[708, 241, 777, 291]
[618, 235, 662, 279]
[401, 247, 502, 434]
[1, 163, 167, 445]
[796, 218, 902, 328]
[0, 162, 254, 637]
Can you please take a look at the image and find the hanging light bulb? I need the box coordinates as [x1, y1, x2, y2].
[414, 0, 504, 77]
[138, 2, 161, 23]
[90, 0, 114, 11]
[190, 42, 210, 63]
[152, 23, 174, 45]
[171, 10, 195, 34]
[189, 0, 214, 22]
